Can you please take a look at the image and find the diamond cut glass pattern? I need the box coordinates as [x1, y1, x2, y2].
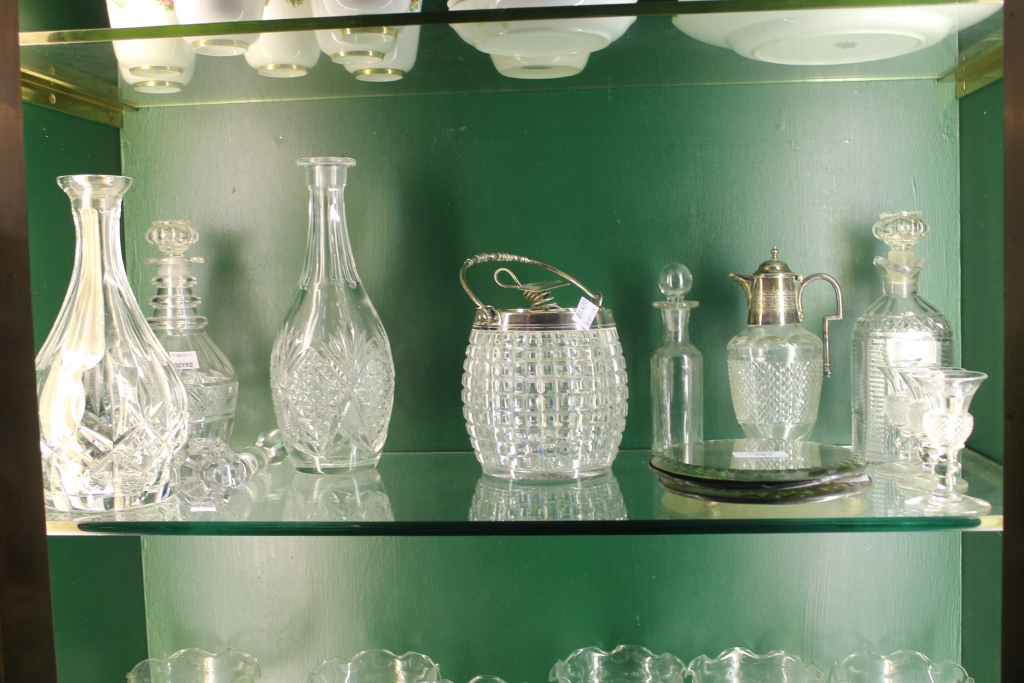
[270, 157, 395, 473]
[463, 327, 628, 479]
[36, 175, 188, 512]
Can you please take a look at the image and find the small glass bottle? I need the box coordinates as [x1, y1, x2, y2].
[145, 220, 239, 442]
[652, 264, 703, 452]
[851, 212, 953, 462]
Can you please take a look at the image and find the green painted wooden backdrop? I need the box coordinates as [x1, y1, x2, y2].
[122, 79, 967, 682]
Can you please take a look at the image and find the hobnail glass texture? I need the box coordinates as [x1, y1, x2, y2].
[127, 648, 260, 683]
[727, 324, 822, 440]
[828, 650, 973, 683]
[462, 326, 628, 480]
[874, 365, 922, 478]
[309, 650, 442, 683]
[687, 648, 825, 683]
[901, 369, 989, 516]
[550, 645, 687, 683]
[470, 473, 628, 521]
[36, 175, 188, 512]
[271, 157, 395, 474]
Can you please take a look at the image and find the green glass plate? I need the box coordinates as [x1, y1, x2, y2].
[657, 473, 873, 505]
[649, 439, 867, 487]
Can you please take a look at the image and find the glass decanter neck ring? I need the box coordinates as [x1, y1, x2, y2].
[299, 157, 355, 188]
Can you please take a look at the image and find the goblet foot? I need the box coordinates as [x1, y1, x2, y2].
[895, 472, 968, 493]
[905, 491, 991, 516]
[874, 461, 921, 479]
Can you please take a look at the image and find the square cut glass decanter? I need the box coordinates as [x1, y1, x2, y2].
[852, 212, 953, 462]
[270, 157, 395, 473]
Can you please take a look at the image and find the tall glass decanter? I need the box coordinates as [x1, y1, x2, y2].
[652, 263, 703, 451]
[271, 157, 395, 473]
[852, 211, 953, 462]
[36, 175, 188, 511]
[145, 220, 238, 442]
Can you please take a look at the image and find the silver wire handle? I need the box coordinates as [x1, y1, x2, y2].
[798, 273, 844, 378]
[460, 253, 603, 323]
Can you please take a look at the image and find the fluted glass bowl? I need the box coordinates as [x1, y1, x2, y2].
[127, 649, 260, 683]
[310, 650, 443, 683]
[687, 648, 825, 683]
[550, 645, 687, 683]
[828, 651, 973, 683]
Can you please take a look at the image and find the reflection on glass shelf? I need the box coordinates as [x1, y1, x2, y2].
[43, 449, 1002, 535]
[19, 4, 1001, 108]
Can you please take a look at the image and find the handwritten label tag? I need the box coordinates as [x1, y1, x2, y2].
[572, 297, 600, 330]
[733, 450, 788, 459]
[169, 351, 200, 370]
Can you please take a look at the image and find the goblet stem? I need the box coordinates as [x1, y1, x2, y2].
[931, 446, 963, 504]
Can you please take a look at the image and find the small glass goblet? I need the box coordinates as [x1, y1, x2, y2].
[874, 365, 921, 478]
[902, 368, 989, 516]
[894, 368, 967, 494]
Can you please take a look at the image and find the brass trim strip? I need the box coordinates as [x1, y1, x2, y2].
[940, 30, 1004, 99]
[19, 62, 128, 128]
[19, 0, 1004, 45]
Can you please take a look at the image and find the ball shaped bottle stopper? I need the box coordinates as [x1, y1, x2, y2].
[660, 263, 693, 303]
[147, 219, 198, 258]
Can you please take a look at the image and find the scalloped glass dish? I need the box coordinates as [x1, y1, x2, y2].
[550, 645, 687, 683]
[687, 649, 825, 683]
[650, 439, 867, 486]
[128, 649, 260, 683]
[828, 651, 974, 683]
[310, 651, 443, 683]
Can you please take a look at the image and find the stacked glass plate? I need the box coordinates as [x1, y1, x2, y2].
[649, 439, 871, 505]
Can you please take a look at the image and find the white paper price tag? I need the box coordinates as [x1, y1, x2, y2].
[169, 351, 200, 370]
[733, 450, 788, 459]
[572, 297, 600, 330]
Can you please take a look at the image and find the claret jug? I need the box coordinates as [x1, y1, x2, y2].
[727, 248, 843, 440]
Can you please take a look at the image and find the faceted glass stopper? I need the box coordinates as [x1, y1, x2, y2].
[873, 211, 929, 250]
[147, 219, 198, 257]
[659, 263, 692, 303]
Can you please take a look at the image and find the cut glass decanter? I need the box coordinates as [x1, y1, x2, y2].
[852, 212, 953, 462]
[145, 220, 239, 442]
[36, 175, 188, 511]
[271, 157, 395, 473]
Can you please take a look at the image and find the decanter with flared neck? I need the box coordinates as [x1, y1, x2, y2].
[36, 175, 188, 511]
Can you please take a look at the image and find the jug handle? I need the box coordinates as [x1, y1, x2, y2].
[798, 273, 844, 378]
[460, 253, 603, 321]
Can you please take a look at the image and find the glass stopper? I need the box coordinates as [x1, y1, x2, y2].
[873, 211, 929, 250]
[659, 263, 692, 302]
[147, 219, 198, 257]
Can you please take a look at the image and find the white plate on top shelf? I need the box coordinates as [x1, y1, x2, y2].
[448, 0, 636, 56]
[672, 3, 1001, 65]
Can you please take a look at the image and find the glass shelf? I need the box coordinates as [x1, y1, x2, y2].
[19, 0, 1003, 112]
[44, 449, 1002, 536]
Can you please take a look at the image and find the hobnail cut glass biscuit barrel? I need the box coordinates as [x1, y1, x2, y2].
[460, 253, 628, 480]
